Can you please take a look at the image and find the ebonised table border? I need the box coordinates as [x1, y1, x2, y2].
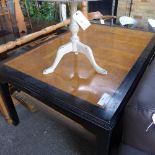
[0, 27, 155, 155]
[0, 30, 155, 132]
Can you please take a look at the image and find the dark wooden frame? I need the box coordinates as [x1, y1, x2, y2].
[88, 0, 118, 16]
[0, 30, 155, 155]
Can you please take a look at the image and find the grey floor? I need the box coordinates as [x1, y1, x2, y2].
[0, 104, 148, 155]
[0, 105, 95, 155]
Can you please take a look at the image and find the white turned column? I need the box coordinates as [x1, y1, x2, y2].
[43, 2, 108, 75]
[69, 2, 79, 52]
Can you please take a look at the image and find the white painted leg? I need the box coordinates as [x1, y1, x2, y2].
[77, 41, 107, 74]
[43, 42, 73, 74]
[43, 2, 107, 75]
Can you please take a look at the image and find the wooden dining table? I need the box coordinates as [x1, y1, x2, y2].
[0, 24, 155, 155]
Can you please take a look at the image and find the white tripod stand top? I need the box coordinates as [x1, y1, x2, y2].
[43, 2, 107, 75]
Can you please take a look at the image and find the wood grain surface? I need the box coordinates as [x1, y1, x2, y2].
[6, 24, 154, 106]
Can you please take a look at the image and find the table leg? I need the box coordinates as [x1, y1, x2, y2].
[0, 94, 13, 124]
[0, 83, 19, 125]
[96, 131, 111, 155]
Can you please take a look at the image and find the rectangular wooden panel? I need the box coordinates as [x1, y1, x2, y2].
[6, 24, 154, 106]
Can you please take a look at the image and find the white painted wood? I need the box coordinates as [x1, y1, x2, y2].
[43, 2, 107, 75]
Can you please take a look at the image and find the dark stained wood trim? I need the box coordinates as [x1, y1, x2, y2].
[110, 35, 155, 125]
[0, 25, 155, 155]
[0, 65, 112, 131]
[0, 34, 155, 131]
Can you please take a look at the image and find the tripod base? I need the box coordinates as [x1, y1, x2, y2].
[43, 41, 107, 75]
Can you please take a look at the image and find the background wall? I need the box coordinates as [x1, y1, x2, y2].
[117, 0, 155, 27]
[88, 0, 119, 16]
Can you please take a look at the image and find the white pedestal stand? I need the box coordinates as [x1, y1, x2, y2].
[43, 2, 107, 75]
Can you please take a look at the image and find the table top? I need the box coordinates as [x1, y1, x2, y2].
[1, 24, 155, 130]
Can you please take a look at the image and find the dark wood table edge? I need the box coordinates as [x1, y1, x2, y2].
[110, 34, 155, 125]
[0, 65, 112, 131]
[0, 65, 115, 155]
[0, 28, 154, 155]
[0, 31, 154, 131]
